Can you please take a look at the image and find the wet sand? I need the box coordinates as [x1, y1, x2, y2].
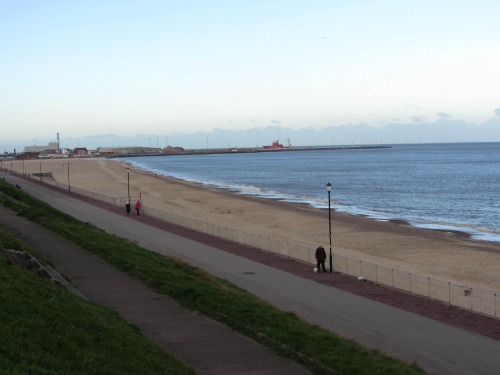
[10, 157, 500, 292]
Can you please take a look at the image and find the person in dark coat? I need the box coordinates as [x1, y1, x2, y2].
[315, 245, 327, 272]
[125, 201, 131, 215]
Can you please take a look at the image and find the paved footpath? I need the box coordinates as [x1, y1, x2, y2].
[3, 173, 500, 375]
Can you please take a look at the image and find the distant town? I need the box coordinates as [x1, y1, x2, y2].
[0, 133, 179, 160]
[1, 133, 389, 161]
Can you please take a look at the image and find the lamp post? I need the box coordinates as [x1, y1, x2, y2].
[67, 163, 70, 192]
[127, 167, 130, 201]
[326, 182, 333, 272]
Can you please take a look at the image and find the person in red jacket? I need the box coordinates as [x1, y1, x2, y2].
[135, 200, 141, 216]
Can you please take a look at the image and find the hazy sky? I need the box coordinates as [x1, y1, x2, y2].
[1, 1, 500, 151]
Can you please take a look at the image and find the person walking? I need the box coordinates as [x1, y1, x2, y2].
[315, 245, 327, 272]
[135, 200, 141, 216]
[125, 201, 131, 215]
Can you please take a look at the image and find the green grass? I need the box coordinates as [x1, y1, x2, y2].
[0, 226, 195, 375]
[0, 179, 427, 375]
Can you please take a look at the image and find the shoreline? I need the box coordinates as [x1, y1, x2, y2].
[124, 157, 497, 244]
[7, 157, 500, 292]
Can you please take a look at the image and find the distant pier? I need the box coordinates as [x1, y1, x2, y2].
[164, 144, 390, 156]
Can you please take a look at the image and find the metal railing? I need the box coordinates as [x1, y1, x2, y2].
[26, 175, 500, 319]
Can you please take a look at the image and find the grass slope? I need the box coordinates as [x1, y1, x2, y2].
[0, 225, 195, 375]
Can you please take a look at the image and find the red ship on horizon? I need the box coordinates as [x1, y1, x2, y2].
[263, 138, 291, 149]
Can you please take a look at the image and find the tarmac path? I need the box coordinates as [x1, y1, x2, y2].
[3, 172, 500, 375]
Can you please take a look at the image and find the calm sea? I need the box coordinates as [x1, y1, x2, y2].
[121, 142, 500, 243]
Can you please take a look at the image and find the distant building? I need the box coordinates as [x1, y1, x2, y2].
[71, 147, 90, 157]
[24, 142, 60, 153]
[25, 133, 62, 153]
[163, 146, 185, 154]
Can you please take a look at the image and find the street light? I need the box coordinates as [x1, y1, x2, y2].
[326, 182, 333, 272]
[127, 167, 130, 201]
[67, 163, 70, 192]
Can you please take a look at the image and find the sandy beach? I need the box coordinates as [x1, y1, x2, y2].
[8, 157, 500, 292]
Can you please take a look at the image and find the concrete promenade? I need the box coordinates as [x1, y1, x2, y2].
[3, 173, 500, 375]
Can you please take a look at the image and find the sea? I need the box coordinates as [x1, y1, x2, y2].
[119, 142, 500, 244]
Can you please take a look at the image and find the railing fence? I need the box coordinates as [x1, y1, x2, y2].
[13, 172, 499, 319]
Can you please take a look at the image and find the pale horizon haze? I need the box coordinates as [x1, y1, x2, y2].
[1, 1, 500, 151]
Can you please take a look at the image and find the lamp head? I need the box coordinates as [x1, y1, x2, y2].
[326, 182, 332, 192]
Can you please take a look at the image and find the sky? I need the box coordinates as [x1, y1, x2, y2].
[1, 0, 500, 151]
